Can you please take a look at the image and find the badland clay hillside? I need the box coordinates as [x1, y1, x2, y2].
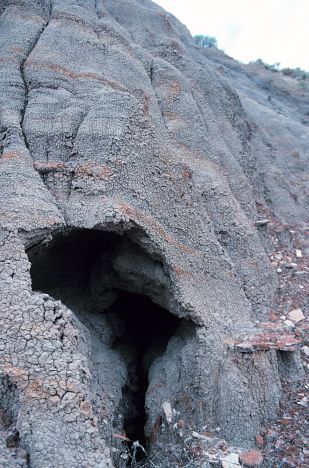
[0, 0, 308, 467]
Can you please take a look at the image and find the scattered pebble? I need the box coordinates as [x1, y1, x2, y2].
[288, 309, 305, 322]
[297, 397, 308, 407]
[285, 262, 297, 269]
[256, 219, 308, 467]
[177, 419, 185, 429]
[255, 434, 264, 448]
[239, 449, 263, 467]
[278, 417, 291, 425]
[302, 345, 309, 356]
[222, 452, 240, 468]
[255, 219, 270, 226]
[284, 320, 294, 327]
[162, 401, 172, 423]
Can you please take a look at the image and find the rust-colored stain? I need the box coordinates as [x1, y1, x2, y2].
[2, 366, 27, 384]
[24, 379, 49, 400]
[52, 11, 96, 34]
[235, 330, 301, 353]
[174, 266, 200, 280]
[75, 163, 113, 179]
[10, 45, 24, 54]
[34, 161, 65, 172]
[142, 92, 150, 116]
[1, 151, 20, 161]
[24, 378, 79, 401]
[26, 60, 129, 92]
[173, 266, 187, 276]
[34, 161, 114, 180]
[182, 163, 192, 179]
[158, 12, 173, 32]
[118, 202, 197, 255]
[150, 414, 162, 444]
[113, 433, 131, 442]
[168, 81, 182, 103]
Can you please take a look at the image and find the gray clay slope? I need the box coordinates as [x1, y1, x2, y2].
[0, 0, 307, 467]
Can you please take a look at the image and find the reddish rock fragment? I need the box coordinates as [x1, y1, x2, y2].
[279, 418, 291, 425]
[177, 419, 185, 429]
[255, 434, 264, 448]
[239, 449, 263, 467]
[235, 330, 301, 353]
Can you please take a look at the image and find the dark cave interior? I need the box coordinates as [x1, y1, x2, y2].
[27, 228, 182, 460]
[111, 291, 179, 453]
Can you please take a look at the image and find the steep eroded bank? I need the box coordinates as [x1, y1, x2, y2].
[0, 0, 307, 466]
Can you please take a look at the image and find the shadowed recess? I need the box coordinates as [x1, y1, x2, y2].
[26, 228, 184, 462]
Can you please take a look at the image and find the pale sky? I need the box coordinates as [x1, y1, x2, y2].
[155, 0, 309, 70]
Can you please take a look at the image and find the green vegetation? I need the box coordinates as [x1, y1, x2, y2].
[250, 59, 280, 72]
[281, 67, 309, 80]
[251, 59, 309, 80]
[194, 35, 218, 48]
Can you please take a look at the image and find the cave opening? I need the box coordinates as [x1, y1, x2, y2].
[112, 291, 181, 461]
[26, 228, 183, 461]
[110, 291, 180, 452]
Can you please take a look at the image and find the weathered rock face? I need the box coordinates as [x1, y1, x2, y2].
[0, 1, 307, 467]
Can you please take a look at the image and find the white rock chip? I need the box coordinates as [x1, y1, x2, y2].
[284, 320, 294, 327]
[297, 397, 308, 407]
[162, 401, 173, 423]
[296, 249, 302, 258]
[302, 345, 309, 356]
[288, 309, 305, 322]
[222, 452, 241, 468]
[191, 431, 212, 441]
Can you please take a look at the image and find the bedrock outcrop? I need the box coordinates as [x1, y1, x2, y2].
[0, 1, 307, 467]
